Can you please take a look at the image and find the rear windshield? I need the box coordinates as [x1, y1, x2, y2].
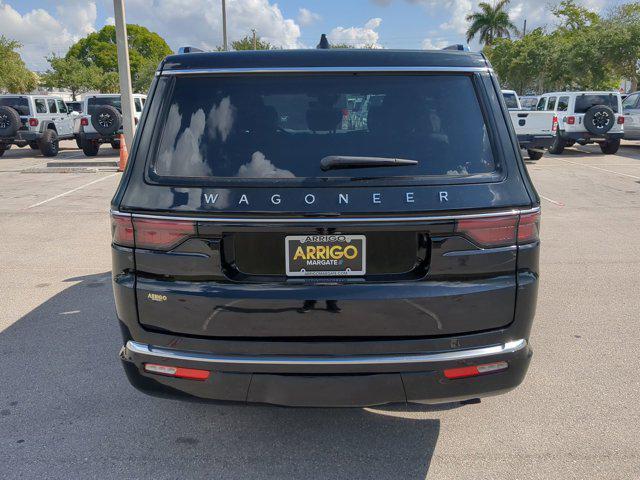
[502, 92, 519, 109]
[0, 97, 30, 116]
[87, 96, 121, 114]
[574, 94, 619, 113]
[152, 74, 495, 180]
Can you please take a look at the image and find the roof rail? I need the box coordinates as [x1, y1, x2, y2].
[178, 46, 205, 54]
[442, 44, 470, 52]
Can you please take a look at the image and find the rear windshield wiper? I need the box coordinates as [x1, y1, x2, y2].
[320, 155, 418, 171]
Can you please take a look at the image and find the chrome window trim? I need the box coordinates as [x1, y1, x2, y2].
[126, 339, 526, 366]
[110, 206, 540, 224]
[156, 66, 492, 76]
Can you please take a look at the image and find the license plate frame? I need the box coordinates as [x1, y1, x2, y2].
[285, 234, 366, 277]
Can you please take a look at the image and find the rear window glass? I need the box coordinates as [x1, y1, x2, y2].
[152, 75, 495, 180]
[0, 97, 30, 115]
[502, 92, 519, 109]
[574, 94, 619, 113]
[87, 96, 121, 114]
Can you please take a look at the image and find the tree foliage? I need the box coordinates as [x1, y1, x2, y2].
[40, 55, 103, 100]
[65, 24, 172, 93]
[231, 35, 273, 51]
[485, 0, 639, 94]
[0, 36, 38, 93]
[466, 0, 518, 46]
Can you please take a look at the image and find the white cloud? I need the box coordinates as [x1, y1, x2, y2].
[297, 7, 321, 26]
[421, 38, 449, 50]
[105, 16, 115, 26]
[236, 151, 294, 178]
[328, 18, 383, 48]
[0, 1, 98, 71]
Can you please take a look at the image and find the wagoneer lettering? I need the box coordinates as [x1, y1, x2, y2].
[112, 47, 539, 407]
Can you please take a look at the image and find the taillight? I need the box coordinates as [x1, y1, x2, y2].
[566, 116, 575, 125]
[444, 361, 508, 379]
[111, 214, 134, 247]
[552, 115, 558, 131]
[80, 117, 89, 126]
[133, 218, 196, 250]
[29, 118, 38, 127]
[456, 211, 540, 247]
[617, 116, 625, 124]
[144, 363, 210, 381]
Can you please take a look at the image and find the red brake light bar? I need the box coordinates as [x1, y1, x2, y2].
[144, 363, 210, 381]
[444, 361, 508, 379]
[110, 213, 196, 250]
[456, 211, 540, 248]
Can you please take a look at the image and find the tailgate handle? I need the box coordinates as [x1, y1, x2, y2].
[517, 113, 529, 118]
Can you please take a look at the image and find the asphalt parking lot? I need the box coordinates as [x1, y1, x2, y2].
[0, 140, 639, 479]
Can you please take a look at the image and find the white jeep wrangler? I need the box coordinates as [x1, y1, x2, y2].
[536, 91, 624, 154]
[74, 93, 146, 156]
[0, 95, 76, 157]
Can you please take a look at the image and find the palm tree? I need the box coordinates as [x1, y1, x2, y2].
[466, 0, 518, 46]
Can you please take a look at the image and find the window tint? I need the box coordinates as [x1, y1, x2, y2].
[134, 98, 142, 112]
[574, 94, 619, 113]
[56, 100, 68, 113]
[0, 97, 31, 115]
[622, 93, 639, 110]
[153, 75, 496, 180]
[536, 97, 546, 111]
[87, 96, 122, 114]
[502, 92, 519, 109]
[35, 99, 47, 113]
[547, 97, 557, 110]
[557, 96, 569, 111]
[520, 97, 538, 110]
[47, 99, 57, 113]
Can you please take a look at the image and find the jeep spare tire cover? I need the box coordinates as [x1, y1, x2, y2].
[91, 105, 122, 136]
[583, 105, 615, 135]
[0, 106, 21, 137]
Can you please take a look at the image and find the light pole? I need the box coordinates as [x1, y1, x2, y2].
[222, 0, 228, 51]
[113, 0, 135, 149]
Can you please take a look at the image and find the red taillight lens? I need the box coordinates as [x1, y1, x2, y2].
[617, 116, 625, 124]
[29, 118, 38, 127]
[111, 214, 134, 247]
[456, 215, 518, 247]
[566, 116, 575, 125]
[517, 211, 541, 244]
[552, 115, 558, 131]
[456, 211, 540, 247]
[80, 117, 89, 126]
[144, 363, 210, 381]
[133, 218, 196, 250]
[444, 361, 508, 379]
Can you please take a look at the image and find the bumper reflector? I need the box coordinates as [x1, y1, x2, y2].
[444, 361, 508, 379]
[144, 363, 210, 381]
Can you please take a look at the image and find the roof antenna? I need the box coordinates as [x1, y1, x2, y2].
[317, 34, 330, 49]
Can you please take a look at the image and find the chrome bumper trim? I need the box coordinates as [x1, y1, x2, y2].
[125, 339, 527, 367]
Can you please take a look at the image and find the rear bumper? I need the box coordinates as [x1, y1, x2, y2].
[517, 134, 554, 149]
[559, 131, 624, 141]
[1, 131, 39, 143]
[120, 338, 532, 407]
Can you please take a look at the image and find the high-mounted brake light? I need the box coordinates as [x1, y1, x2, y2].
[617, 116, 625, 124]
[29, 118, 38, 127]
[444, 361, 508, 379]
[80, 117, 89, 126]
[456, 211, 540, 248]
[144, 363, 210, 381]
[566, 116, 575, 125]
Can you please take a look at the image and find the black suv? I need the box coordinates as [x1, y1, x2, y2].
[111, 48, 540, 407]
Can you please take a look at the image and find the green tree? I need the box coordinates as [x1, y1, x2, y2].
[603, 2, 640, 91]
[0, 36, 38, 93]
[66, 25, 172, 93]
[231, 35, 273, 50]
[40, 55, 103, 100]
[466, 0, 518, 46]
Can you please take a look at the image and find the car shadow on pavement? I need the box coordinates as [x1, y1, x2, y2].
[0, 272, 445, 480]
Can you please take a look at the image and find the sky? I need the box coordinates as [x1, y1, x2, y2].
[0, 0, 627, 71]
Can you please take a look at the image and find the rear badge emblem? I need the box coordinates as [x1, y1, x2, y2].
[147, 293, 168, 302]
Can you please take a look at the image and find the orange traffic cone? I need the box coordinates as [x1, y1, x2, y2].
[118, 134, 129, 172]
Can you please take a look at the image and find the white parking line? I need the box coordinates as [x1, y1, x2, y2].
[557, 158, 640, 180]
[25, 173, 118, 209]
[539, 195, 564, 207]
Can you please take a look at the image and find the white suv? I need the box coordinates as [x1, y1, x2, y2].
[74, 93, 146, 156]
[535, 91, 624, 154]
[0, 95, 76, 157]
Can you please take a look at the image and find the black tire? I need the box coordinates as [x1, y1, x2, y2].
[81, 137, 100, 156]
[75, 137, 82, 149]
[565, 140, 576, 147]
[0, 106, 21, 137]
[110, 139, 121, 150]
[91, 105, 121, 136]
[584, 105, 615, 135]
[548, 135, 565, 155]
[599, 138, 620, 154]
[38, 129, 59, 157]
[527, 149, 544, 160]
[0, 145, 6, 157]
[29, 141, 39, 150]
